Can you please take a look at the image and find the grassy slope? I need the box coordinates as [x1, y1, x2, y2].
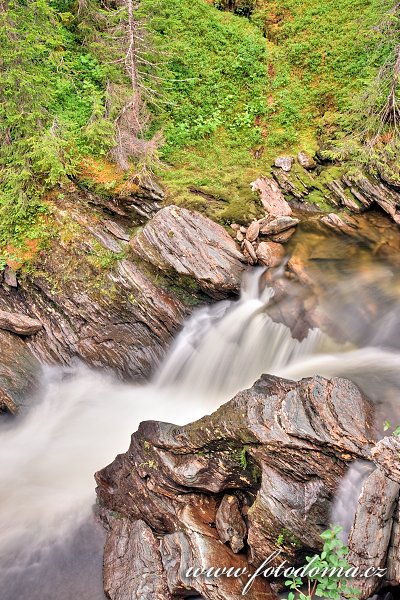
[0, 0, 395, 265]
[145, 0, 394, 222]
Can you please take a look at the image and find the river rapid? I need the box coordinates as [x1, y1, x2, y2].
[2, 216, 400, 599]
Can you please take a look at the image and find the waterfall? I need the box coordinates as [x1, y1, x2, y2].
[2, 267, 400, 598]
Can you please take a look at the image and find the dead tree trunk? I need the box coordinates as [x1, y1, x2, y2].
[382, 45, 400, 130]
[126, 0, 141, 131]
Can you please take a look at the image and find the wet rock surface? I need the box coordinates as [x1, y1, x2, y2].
[96, 374, 375, 599]
[131, 205, 246, 298]
[0, 193, 251, 381]
[0, 257, 187, 381]
[0, 329, 41, 414]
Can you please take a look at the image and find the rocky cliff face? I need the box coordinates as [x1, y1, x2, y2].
[95, 373, 377, 600]
[0, 192, 246, 412]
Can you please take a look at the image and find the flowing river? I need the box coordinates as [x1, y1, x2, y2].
[2, 221, 400, 599]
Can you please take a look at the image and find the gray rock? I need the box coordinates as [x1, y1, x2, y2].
[0, 310, 42, 336]
[4, 267, 17, 288]
[0, 329, 41, 414]
[259, 216, 300, 236]
[274, 156, 294, 172]
[371, 437, 400, 484]
[104, 517, 172, 600]
[348, 468, 399, 598]
[131, 206, 246, 298]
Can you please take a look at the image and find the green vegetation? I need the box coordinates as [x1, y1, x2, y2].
[284, 526, 360, 600]
[383, 419, 400, 436]
[1, 0, 399, 254]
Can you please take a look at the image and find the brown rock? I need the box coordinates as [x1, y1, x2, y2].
[251, 177, 292, 216]
[256, 241, 285, 268]
[348, 468, 399, 598]
[320, 213, 362, 239]
[297, 151, 316, 170]
[131, 206, 246, 298]
[371, 436, 400, 484]
[0, 329, 41, 413]
[0, 310, 42, 336]
[259, 216, 300, 236]
[270, 228, 296, 243]
[246, 220, 260, 242]
[104, 517, 172, 600]
[243, 239, 258, 264]
[96, 373, 375, 588]
[216, 494, 247, 553]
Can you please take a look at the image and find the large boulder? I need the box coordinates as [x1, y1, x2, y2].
[130, 206, 246, 298]
[96, 374, 375, 600]
[250, 177, 292, 216]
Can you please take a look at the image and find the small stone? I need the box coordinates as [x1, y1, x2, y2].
[4, 266, 17, 288]
[239, 226, 247, 234]
[216, 495, 247, 554]
[259, 216, 300, 236]
[297, 151, 316, 170]
[243, 239, 258, 264]
[246, 221, 260, 242]
[274, 156, 293, 172]
[236, 231, 244, 242]
[0, 310, 43, 336]
[230, 223, 240, 231]
[270, 228, 296, 243]
[256, 241, 285, 268]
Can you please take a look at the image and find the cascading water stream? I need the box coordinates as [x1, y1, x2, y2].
[2, 266, 400, 598]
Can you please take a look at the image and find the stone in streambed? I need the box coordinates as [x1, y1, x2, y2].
[131, 206, 246, 298]
[270, 228, 296, 243]
[259, 216, 300, 236]
[256, 241, 285, 268]
[246, 220, 260, 242]
[243, 239, 258, 264]
[104, 517, 172, 600]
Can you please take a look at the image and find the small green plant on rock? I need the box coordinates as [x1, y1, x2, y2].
[284, 526, 360, 600]
[383, 419, 400, 436]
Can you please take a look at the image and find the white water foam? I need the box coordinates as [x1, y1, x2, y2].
[2, 268, 400, 597]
